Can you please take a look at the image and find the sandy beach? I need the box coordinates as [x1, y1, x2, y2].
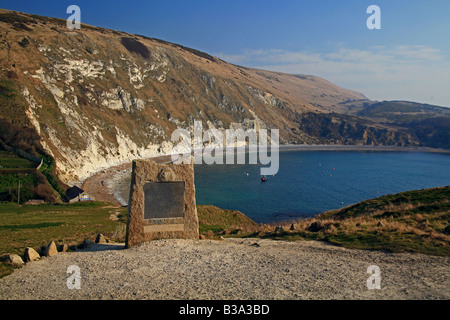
[81, 155, 171, 206]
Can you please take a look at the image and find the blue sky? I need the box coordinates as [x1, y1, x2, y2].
[1, 0, 450, 107]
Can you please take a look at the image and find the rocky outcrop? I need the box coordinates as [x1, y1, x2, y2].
[13, 235, 109, 270]
[24, 247, 40, 262]
[43, 241, 58, 257]
[7, 254, 24, 266]
[57, 244, 69, 252]
[295, 112, 416, 146]
[95, 234, 107, 244]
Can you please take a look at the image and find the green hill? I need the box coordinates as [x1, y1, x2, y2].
[249, 186, 450, 256]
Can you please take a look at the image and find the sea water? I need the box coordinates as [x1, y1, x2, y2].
[193, 151, 450, 223]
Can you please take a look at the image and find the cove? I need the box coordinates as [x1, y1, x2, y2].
[193, 150, 450, 223]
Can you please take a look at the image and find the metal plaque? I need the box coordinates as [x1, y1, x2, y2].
[143, 182, 185, 219]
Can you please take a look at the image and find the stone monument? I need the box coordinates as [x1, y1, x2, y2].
[125, 159, 199, 248]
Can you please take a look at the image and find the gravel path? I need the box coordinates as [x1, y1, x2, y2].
[1, 238, 448, 300]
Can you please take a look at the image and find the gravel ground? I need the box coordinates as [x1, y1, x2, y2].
[0, 238, 448, 300]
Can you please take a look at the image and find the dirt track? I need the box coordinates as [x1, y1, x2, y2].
[0, 238, 448, 300]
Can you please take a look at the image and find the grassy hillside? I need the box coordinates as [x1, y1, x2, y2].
[0, 201, 128, 278]
[194, 187, 450, 256]
[197, 205, 259, 236]
[250, 186, 450, 256]
[357, 100, 450, 123]
[0, 151, 37, 170]
[0, 153, 62, 204]
[0, 118, 68, 203]
[354, 101, 450, 149]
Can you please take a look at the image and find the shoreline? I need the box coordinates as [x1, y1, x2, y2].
[277, 144, 450, 153]
[81, 144, 450, 207]
[81, 155, 171, 206]
[179, 144, 450, 155]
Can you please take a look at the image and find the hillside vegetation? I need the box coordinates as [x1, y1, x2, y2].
[197, 205, 259, 236]
[246, 186, 450, 256]
[0, 201, 127, 278]
[342, 100, 450, 149]
[0, 119, 66, 204]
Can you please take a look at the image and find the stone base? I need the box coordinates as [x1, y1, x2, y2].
[125, 159, 199, 248]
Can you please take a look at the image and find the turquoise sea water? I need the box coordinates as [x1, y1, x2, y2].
[193, 151, 450, 223]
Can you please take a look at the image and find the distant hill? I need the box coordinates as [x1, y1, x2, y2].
[0, 9, 449, 187]
[319, 185, 450, 221]
[357, 100, 450, 122]
[341, 100, 450, 149]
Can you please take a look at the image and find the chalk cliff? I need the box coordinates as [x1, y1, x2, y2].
[2, 9, 443, 185]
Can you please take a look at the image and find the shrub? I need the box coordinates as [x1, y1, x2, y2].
[308, 221, 326, 232]
[18, 38, 30, 48]
[33, 183, 58, 203]
[120, 37, 150, 59]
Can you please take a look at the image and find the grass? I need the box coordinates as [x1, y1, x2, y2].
[120, 37, 150, 59]
[39, 154, 67, 201]
[237, 186, 450, 256]
[196, 194, 449, 257]
[0, 201, 127, 278]
[0, 152, 40, 204]
[0, 201, 128, 256]
[0, 172, 40, 204]
[197, 205, 259, 237]
[0, 151, 37, 169]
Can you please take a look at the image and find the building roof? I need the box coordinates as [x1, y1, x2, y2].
[66, 186, 84, 200]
